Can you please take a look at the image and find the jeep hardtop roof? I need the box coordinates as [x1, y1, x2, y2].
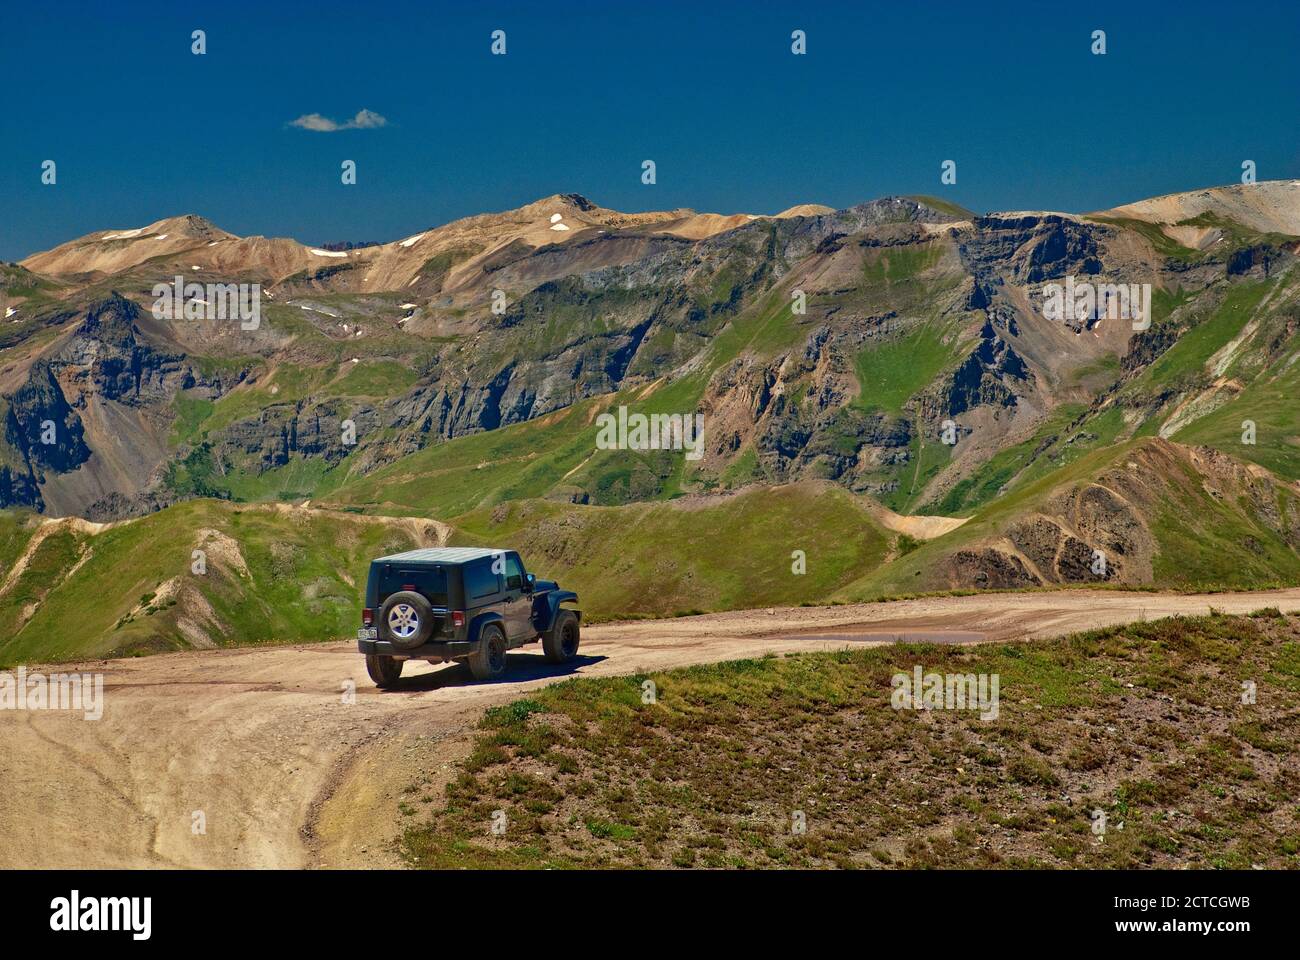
[373, 547, 508, 565]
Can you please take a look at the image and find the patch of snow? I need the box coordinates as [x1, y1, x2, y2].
[207, 241, 221, 246]
[399, 233, 425, 248]
[550, 223, 570, 231]
[191, 266, 201, 271]
[399, 303, 417, 309]
[309, 248, 348, 258]
[153, 234, 169, 240]
[407, 275, 420, 286]
[350, 357, 360, 363]
[5, 307, 17, 319]
[102, 228, 144, 240]
[550, 214, 563, 223]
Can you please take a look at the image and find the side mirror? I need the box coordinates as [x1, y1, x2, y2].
[525, 573, 536, 593]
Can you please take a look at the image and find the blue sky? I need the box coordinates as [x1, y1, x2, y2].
[2, 0, 1297, 260]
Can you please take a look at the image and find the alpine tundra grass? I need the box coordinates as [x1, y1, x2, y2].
[401, 613, 1300, 869]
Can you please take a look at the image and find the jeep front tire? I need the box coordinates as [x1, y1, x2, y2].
[543, 609, 580, 663]
[468, 624, 508, 681]
[365, 654, 403, 688]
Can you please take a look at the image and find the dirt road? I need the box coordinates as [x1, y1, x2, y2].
[4, 587, 1299, 869]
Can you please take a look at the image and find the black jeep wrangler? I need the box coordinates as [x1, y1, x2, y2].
[356, 547, 581, 686]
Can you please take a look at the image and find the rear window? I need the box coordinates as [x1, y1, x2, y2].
[374, 566, 449, 606]
[463, 559, 501, 601]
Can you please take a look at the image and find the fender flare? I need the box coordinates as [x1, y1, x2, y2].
[467, 611, 506, 645]
[539, 591, 580, 635]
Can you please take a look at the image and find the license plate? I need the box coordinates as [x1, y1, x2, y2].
[357, 627, 378, 640]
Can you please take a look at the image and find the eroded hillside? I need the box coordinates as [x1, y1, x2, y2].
[4, 182, 1300, 663]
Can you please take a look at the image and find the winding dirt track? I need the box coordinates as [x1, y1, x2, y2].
[4, 587, 1300, 870]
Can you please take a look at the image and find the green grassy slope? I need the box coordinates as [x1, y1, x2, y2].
[853, 324, 960, 415]
[0, 502, 426, 666]
[402, 612, 1300, 869]
[324, 395, 614, 516]
[448, 483, 892, 618]
[929, 272, 1297, 518]
[929, 404, 1088, 515]
[1172, 291, 1300, 479]
[844, 437, 1300, 598]
[0, 480, 894, 665]
[1141, 281, 1269, 390]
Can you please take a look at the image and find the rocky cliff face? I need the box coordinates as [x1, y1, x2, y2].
[0, 294, 209, 513]
[51, 294, 185, 404]
[4, 188, 1296, 519]
[0, 362, 92, 509]
[218, 401, 383, 470]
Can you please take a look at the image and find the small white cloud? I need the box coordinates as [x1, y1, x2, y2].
[289, 109, 389, 132]
[349, 109, 387, 129]
[290, 113, 340, 132]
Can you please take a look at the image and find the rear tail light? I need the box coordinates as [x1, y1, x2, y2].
[362, 608, 374, 627]
[451, 611, 465, 629]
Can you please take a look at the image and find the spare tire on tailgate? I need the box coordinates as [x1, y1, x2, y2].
[377, 591, 435, 649]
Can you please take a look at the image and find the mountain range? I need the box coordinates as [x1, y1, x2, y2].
[3, 181, 1300, 663]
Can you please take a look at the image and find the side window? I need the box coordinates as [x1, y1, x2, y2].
[504, 554, 524, 591]
[464, 560, 500, 601]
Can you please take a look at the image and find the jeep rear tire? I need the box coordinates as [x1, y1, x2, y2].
[543, 609, 580, 663]
[468, 624, 508, 681]
[377, 591, 434, 649]
[365, 654, 403, 688]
